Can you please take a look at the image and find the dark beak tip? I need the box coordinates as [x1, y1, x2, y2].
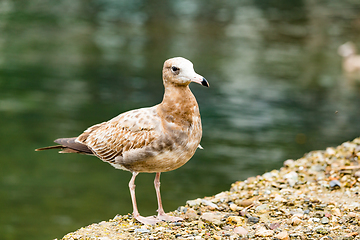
[201, 78, 209, 87]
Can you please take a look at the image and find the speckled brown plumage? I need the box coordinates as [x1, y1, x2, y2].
[36, 57, 209, 225]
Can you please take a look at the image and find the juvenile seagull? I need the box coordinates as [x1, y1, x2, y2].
[36, 57, 209, 225]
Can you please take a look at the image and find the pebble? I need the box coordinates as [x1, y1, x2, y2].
[247, 216, 259, 224]
[229, 203, 238, 211]
[291, 216, 302, 226]
[186, 198, 202, 207]
[177, 206, 187, 213]
[227, 216, 243, 225]
[134, 228, 150, 234]
[321, 217, 329, 224]
[274, 231, 289, 240]
[283, 159, 295, 167]
[315, 226, 329, 234]
[269, 222, 280, 230]
[331, 208, 341, 217]
[201, 199, 220, 210]
[236, 198, 253, 207]
[184, 208, 198, 221]
[98, 237, 111, 240]
[255, 204, 268, 213]
[233, 226, 248, 235]
[329, 179, 341, 188]
[284, 171, 298, 187]
[311, 217, 320, 223]
[255, 227, 273, 237]
[200, 212, 224, 225]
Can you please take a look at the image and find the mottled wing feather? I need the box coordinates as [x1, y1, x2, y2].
[76, 107, 160, 162]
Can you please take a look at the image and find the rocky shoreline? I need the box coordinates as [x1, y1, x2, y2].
[60, 137, 360, 240]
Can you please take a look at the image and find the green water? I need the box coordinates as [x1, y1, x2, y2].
[1, 1, 360, 239]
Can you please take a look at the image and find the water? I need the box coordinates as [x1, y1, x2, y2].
[1, 1, 360, 239]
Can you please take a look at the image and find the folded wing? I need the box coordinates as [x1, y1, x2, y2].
[76, 106, 161, 163]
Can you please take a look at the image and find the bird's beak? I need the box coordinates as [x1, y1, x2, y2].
[191, 74, 210, 87]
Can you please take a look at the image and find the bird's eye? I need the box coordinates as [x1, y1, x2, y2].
[171, 66, 180, 73]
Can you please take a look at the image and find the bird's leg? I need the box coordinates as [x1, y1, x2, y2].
[154, 172, 183, 222]
[129, 172, 159, 225]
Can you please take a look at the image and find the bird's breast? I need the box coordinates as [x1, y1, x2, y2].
[119, 112, 202, 173]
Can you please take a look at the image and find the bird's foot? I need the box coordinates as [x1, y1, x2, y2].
[134, 215, 161, 225]
[157, 213, 183, 222]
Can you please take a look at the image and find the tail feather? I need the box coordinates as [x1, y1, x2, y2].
[35, 137, 93, 155]
[35, 145, 64, 151]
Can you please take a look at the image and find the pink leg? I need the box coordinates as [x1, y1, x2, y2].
[154, 172, 183, 222]
[129, 172, 159, 225]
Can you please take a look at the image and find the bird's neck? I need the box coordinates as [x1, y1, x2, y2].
[158, 84, 199, 127]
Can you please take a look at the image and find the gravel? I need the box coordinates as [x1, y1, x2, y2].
[60, 137, 360, 239]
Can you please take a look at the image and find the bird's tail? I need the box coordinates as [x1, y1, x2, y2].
[35, 137, 93, 155]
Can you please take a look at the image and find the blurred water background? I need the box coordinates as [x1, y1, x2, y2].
[1, 0, 360, 239]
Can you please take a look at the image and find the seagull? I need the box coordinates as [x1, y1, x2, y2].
[36, 57, 209, 225]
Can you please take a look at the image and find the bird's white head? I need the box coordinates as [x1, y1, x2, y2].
[163, 57, 209, 87]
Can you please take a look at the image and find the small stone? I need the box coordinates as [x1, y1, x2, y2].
[247, 216, 259, 224]
[186, 198, 202, 207]
[263, 172, 274, 180]
[255, 204, 269, 213]
[321, 217, 329, 224]
[326, 147, 336, 155]
[284, 159, 295, 167]
[236, 199, 253, 207]
[329, 179, 341, 188]
[171, 221, 182, 226]
[239, 210, 246, 217]
[274, 195, 286, 202]
[311, 217, 320, 223]
[315, 204, 327, 210]
[315, 226, 329, 234]
[255, 227, 274, 237]
[213, 235, 221, 240]
[269, 222, 281, 230]
[184, 208, 198, 221]
[200, 212, 225, 226]
[227, 216, 243, 225]
[177, 206, 188, 213]
[274, 231, 289, 240]
[319, 237, 332, 240]
[291, 216, 302, 226]
[354, 171, 360, 178]
[234, 226, 248, 235]
[284, 171, 298, 187]
[134, 228, 150, 234]
[228, 203, 236, 211]
[289, 232, 301, 238]
[331, 208, 341, 217]
[201, 199, 220, 210]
